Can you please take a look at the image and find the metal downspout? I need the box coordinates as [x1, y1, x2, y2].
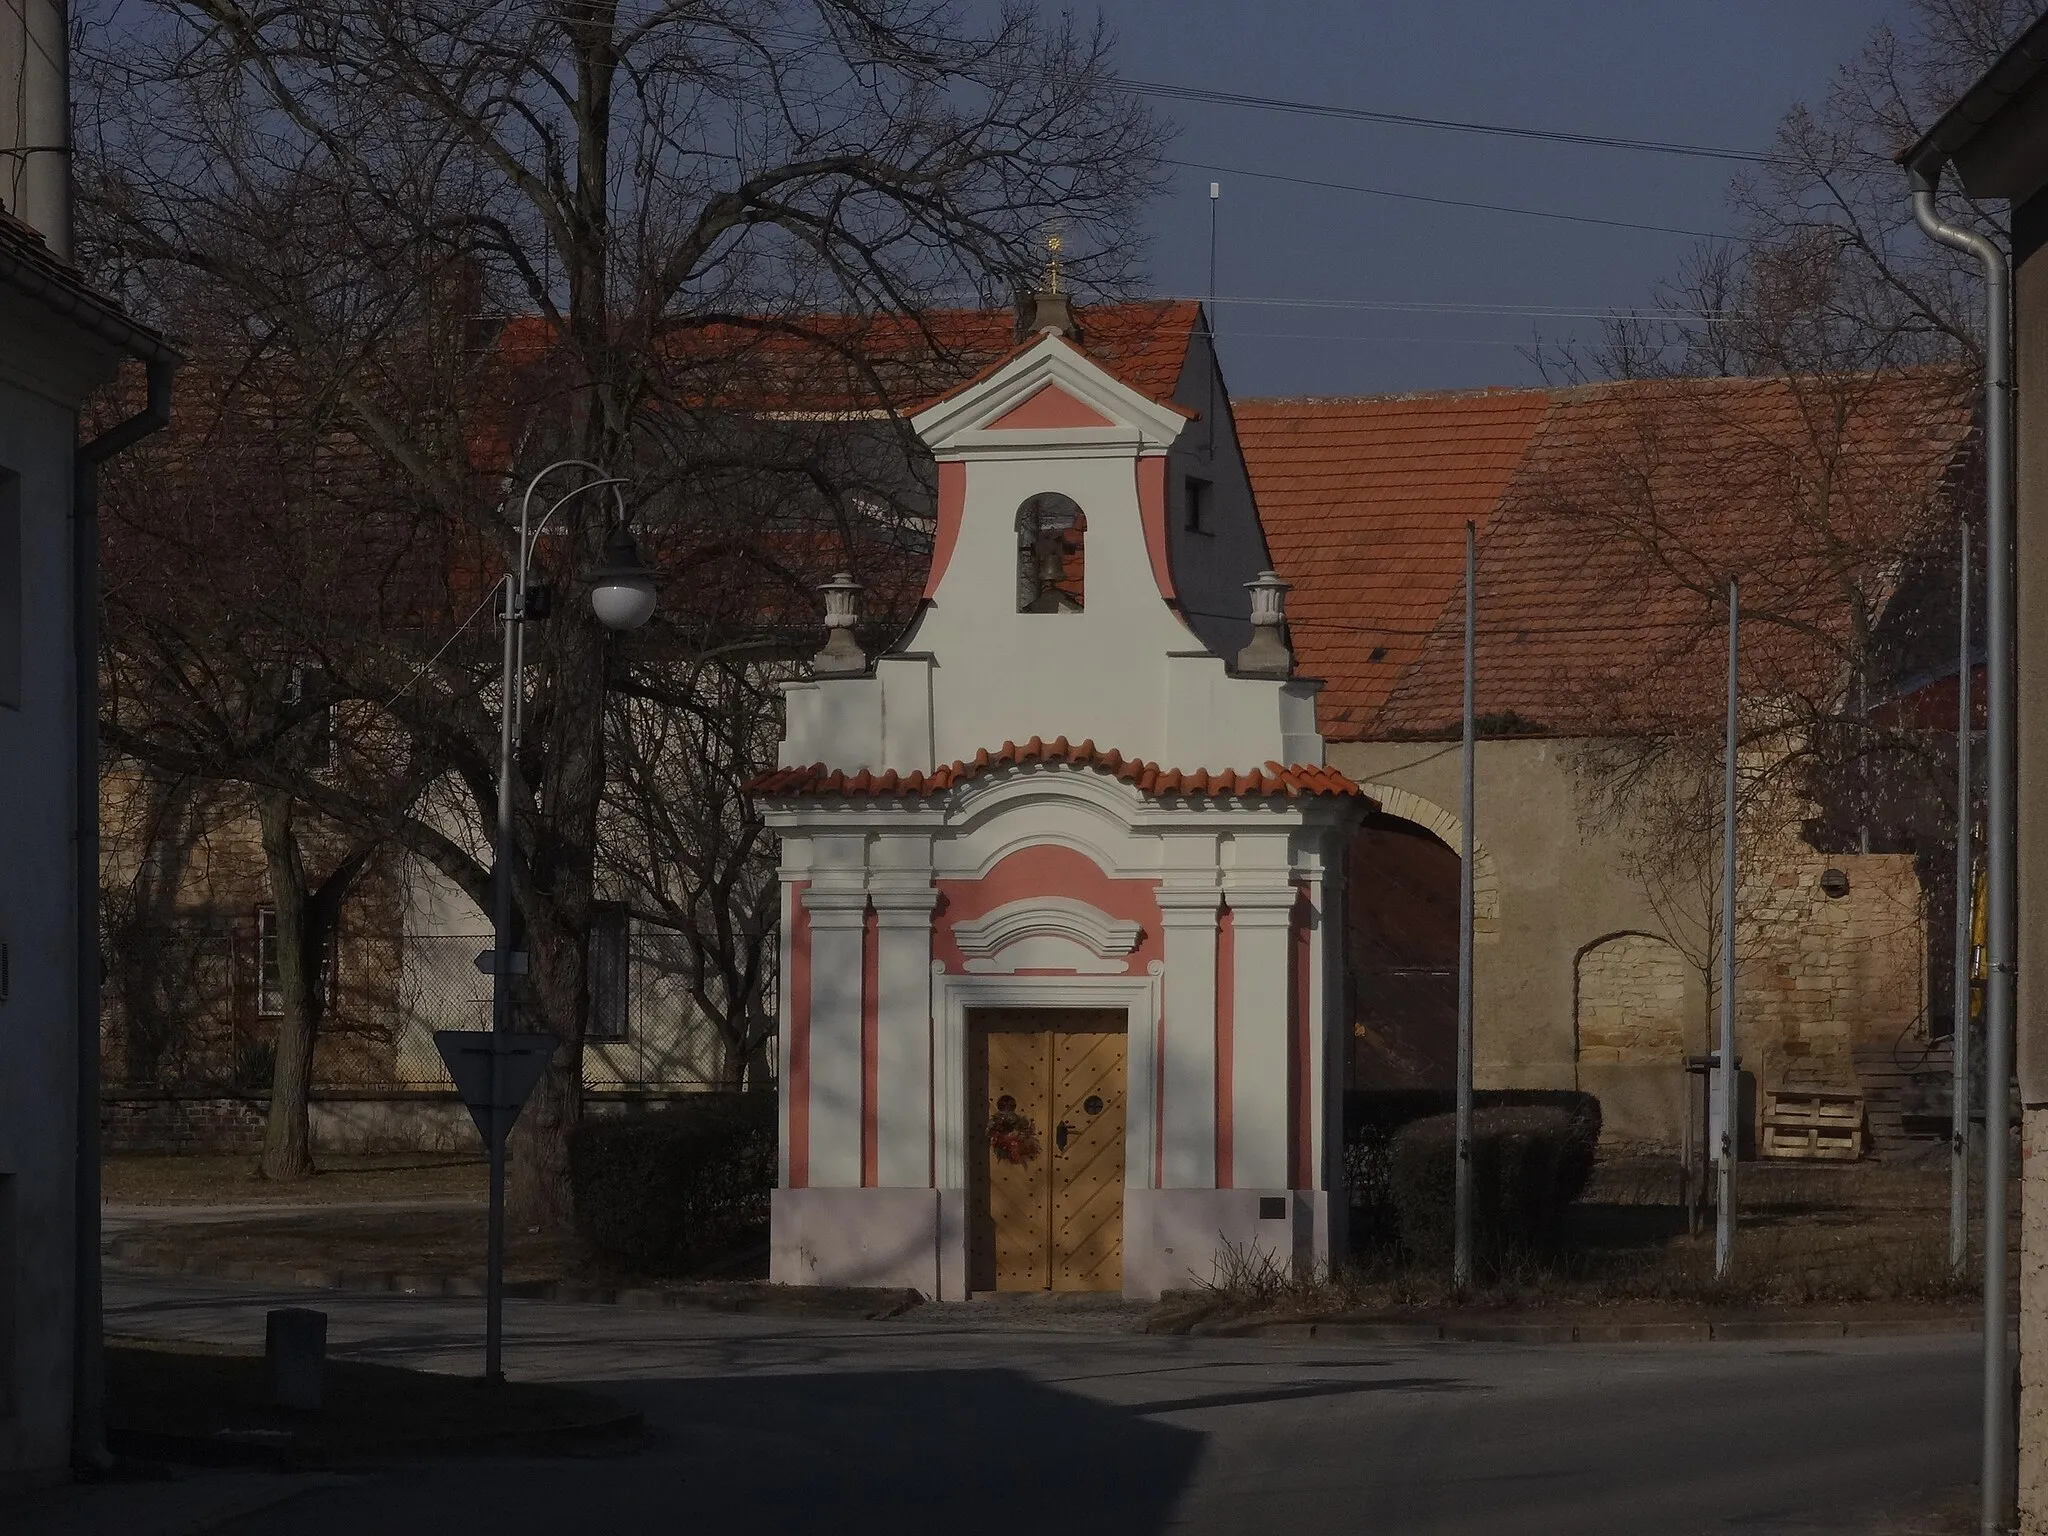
[1911, 169, 2015, 1536]
[71, 357, 175, 1471]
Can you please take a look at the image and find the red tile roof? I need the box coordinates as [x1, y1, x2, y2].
[1237, 389, 1550, 735]
[1245, 371, 1974, 740]
[749, 735, 1371, 801]
[479, 299, 1201, 428]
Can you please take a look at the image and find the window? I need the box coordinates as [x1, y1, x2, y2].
[589, 904, 630, 1041]
[0, 472, 19, 709]
[256, 905, 335, 1018]
[1015, 493, 1086, 613]
[257, 906, 284, 1017]
[1184, 476, 1213, 535]
[286, 665, 336, 772]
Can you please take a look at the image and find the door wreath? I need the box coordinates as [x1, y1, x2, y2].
[987, 1109, 1041, 1165]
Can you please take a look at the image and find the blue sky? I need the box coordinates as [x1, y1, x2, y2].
[1089, 1, 1910, 398]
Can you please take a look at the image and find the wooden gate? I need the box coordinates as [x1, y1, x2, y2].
[969, 1009, 1127, 1292]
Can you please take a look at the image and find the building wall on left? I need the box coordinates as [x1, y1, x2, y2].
[0, 369, 79, 1482]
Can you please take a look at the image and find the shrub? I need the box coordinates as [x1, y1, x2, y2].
[1387, 1106, 1581, 1263]
[568, 1093, 777, 1273]
[1342, 1088, 1602, 1256]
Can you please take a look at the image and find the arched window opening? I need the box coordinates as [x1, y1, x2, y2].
[1016, 493, 1086, 613]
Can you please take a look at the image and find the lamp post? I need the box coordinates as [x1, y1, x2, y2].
[483, 458, 656, 1384]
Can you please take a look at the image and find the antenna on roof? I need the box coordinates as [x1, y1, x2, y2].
[1207, 182, 1220, 336]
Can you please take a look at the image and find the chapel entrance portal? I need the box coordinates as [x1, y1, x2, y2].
[968, 1009, 1127, 1292]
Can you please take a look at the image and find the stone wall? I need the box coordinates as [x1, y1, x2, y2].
[1332, 736, 1931, 1150]
[1736, 852, 1926, 1093]
[1576, 933, 1688, 1066]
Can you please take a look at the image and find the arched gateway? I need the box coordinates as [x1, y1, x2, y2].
[751, 308, 1370, 1299]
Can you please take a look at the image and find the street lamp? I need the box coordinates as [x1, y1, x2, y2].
[482, 457, 656, 1385]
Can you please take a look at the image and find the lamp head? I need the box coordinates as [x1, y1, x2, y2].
[587, 529, 658, 631]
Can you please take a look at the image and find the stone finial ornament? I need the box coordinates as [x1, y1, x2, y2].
[1235, 569, 1294, 677]
[813, 571, 867, 676]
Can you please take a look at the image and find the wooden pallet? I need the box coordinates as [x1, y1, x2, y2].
[1761, 1088, 1865, 1162]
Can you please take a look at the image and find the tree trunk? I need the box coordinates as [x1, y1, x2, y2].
[507, 908, 587, 1233]
[256, 792, 318, 1181]
[504, 599, 610, 1233]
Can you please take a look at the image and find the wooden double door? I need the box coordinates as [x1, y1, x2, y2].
[969, 1009, 1128, 1292]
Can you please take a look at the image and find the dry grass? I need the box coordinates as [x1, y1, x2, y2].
[1192, 1154, 2001, 1323]
[104, 1152, 487, 1206]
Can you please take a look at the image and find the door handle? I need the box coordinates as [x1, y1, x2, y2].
[1055, 1120, 1073, 1151]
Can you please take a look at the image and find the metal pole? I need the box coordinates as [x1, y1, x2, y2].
[1953, 519, 1975, 1275]
[483, 459, 622, 1384]
[1454, 521, 1476, 1289]
[486, 557, 518, 1386]
[1909, 175, 2013, 1536]
[1716, 577, 1739, 1279]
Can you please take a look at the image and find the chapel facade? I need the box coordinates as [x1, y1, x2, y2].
[754, 297, 1369, 1300]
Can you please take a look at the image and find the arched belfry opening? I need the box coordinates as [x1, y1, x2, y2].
[1346, 813, 1460, 1089]
[1016, 493, 1086, 612]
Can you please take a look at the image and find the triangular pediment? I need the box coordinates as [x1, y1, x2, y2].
[910, 330, 1191, 456]
[988, 382, 1116, 430]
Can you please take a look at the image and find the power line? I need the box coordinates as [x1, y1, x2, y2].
[1121, 77, 1774, 165]
[1184, 293, 1731, 322]
[1167, 158, 1726, 240]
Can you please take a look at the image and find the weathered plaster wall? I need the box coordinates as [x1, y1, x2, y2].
[1736, 851, 1925, 1089]
[1330, 736, 1929, 1149]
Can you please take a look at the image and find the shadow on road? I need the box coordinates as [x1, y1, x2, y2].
[218, 1367, 1209, 1535]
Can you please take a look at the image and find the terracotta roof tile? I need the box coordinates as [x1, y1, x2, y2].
[1238, 388, 1551, 736]
[749, 735, 1371, 801]
[1369, 371, 1976, 738]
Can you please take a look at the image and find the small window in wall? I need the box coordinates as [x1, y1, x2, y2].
[286, 665, 337, 772]
[589, 904, 630, 1041]
[1016, 493, 1086, 612]
[256, 905, 335, 1017]
[1184, 476, 1213, 535]
[0, 472, 20, 709]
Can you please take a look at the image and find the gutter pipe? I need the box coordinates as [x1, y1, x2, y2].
[1910, 165, 2015, 1536]
[70, 356, 176, 1471]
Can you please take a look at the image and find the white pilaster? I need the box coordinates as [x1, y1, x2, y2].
[870, 857, 938, 1187]
[803, 851, 869, 1188]
[1226, 881, 1297, 1191]
[1156, 883, 1221, 1188]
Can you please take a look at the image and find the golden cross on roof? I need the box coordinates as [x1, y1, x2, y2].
[1044, 232, 1062, 295]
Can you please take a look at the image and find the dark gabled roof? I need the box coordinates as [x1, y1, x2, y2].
[0, 210, 180, 365]
[1902, 12, 2048, 199]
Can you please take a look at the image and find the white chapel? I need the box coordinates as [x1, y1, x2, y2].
[753, 291, 1370, 1299]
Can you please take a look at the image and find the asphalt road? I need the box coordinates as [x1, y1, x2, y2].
[99, 1270, 1975, 1536]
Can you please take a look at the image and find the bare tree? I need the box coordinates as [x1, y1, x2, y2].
[78, 0, 1164, 1230]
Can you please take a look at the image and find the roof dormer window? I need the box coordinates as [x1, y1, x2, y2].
[1016, 493, 1086, 613]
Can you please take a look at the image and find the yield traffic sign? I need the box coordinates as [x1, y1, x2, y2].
[433, 1030, 558, 1146]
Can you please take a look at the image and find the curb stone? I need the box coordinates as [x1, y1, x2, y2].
[104, 1241, 922, 1320]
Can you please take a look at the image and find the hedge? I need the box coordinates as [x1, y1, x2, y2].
[1386, 1105, 1585, 1262]
[568, 1093, 777, 1273]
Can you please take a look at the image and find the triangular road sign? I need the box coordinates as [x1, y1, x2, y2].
[434, 1030, 559, 1147]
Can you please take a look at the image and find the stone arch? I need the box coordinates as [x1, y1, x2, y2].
[1354, 782, 1497, 936]
[1574, 931, 1687, 1068]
